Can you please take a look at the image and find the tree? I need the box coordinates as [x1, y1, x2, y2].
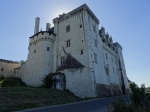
[130, 82, 141, 105]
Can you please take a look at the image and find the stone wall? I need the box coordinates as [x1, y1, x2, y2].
[96, 84, 112, 97]
[0, 59, 19, 77]
[59, 67, 96, 98]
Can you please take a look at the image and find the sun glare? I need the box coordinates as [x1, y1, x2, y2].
[51, 7, 71, 19]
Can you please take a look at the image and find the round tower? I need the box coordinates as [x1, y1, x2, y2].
[22, 18, 55, 86]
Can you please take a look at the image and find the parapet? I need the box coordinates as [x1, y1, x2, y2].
[53, 4, 99, 24]
[28, 29, 56, 48]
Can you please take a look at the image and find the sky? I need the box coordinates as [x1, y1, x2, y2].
[0, 0, 150, 87]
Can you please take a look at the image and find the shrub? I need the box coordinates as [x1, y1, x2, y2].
[42, 74, 53, 88]
[1, 77, 26, 87]
[113, 97, 135, 112]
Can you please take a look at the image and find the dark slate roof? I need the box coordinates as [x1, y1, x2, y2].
[0, 59, 19, 64]
[29, 27, 56, 39]
[48, 27, 54, 34]
[57, 54, 84, 71]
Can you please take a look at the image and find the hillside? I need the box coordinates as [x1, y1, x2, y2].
[0, 87, 81, 112]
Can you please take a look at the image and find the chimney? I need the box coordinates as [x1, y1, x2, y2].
[34, 17, 40, 34]
[46, 23, 51, 31]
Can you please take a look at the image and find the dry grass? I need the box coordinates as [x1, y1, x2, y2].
[0, 87, 81, 112]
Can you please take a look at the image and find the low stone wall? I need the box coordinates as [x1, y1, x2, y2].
[96, 84, 112, 97]
[111, 84, 121, 95]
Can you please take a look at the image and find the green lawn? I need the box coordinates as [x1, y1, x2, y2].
[0, 87, 81, 112]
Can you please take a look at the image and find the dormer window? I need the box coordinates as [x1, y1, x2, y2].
[61, 56, 65, 65]
[66, 40, 71, 47]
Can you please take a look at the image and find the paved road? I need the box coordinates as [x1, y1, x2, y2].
[18, 95, 130, 112]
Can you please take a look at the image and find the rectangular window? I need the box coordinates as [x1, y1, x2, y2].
[79, 24, 82, 28]
[80, 50, 83, 55]
[105, 64, 109, 75]
[113, 67, 115, 74]
[66, 40, 70, 47]
[105, 53, 108, 60]
[61, 56, 65, 65]
[66, 25, 70, 32]
[34, 50, 36, 53]
[111, 57, 113, 63]
[47, 47, 50, 51]
[93, 25, 96, 32]
[94, 39, 97, 47]
[107, 64, 109, 69]
[94, 53, 97, 63]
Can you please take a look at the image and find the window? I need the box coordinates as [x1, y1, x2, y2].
[66, 40, 70, 47]
[79, 24, 82, 28]
[113, 67, 115, 74]
[47, 47, 50, 51]
[94, 53, 97, 63]
[1, 68, 4, 71]
[111, 57, 113, 63]
[105, 64, 109, 75]
[107, 64, 109, 69]
[34, 50, 36, 53]
[93, 25, 96, 32]
[105, 53, 108, 60]
[94, 39, 97, 47]
[66, 25, 70, 32]
[61, 56, 65, 65]
[80, 50, 83, 55]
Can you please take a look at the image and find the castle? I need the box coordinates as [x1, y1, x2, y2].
[0, 4, 129, 98]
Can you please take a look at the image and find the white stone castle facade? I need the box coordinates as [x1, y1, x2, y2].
[0, 4, 129, 98]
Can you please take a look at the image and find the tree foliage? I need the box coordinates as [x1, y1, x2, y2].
[113, 82, 150, 112]
[42, 74, 53, 88]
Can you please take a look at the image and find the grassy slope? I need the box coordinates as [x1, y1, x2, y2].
[0, 79, 5, 86]
[0, 87, 81, 112]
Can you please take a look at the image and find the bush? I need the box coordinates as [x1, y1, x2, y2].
[42, 74, 53, 88]
[1, 77, 26, 87]
[113, 97, 135, 112]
